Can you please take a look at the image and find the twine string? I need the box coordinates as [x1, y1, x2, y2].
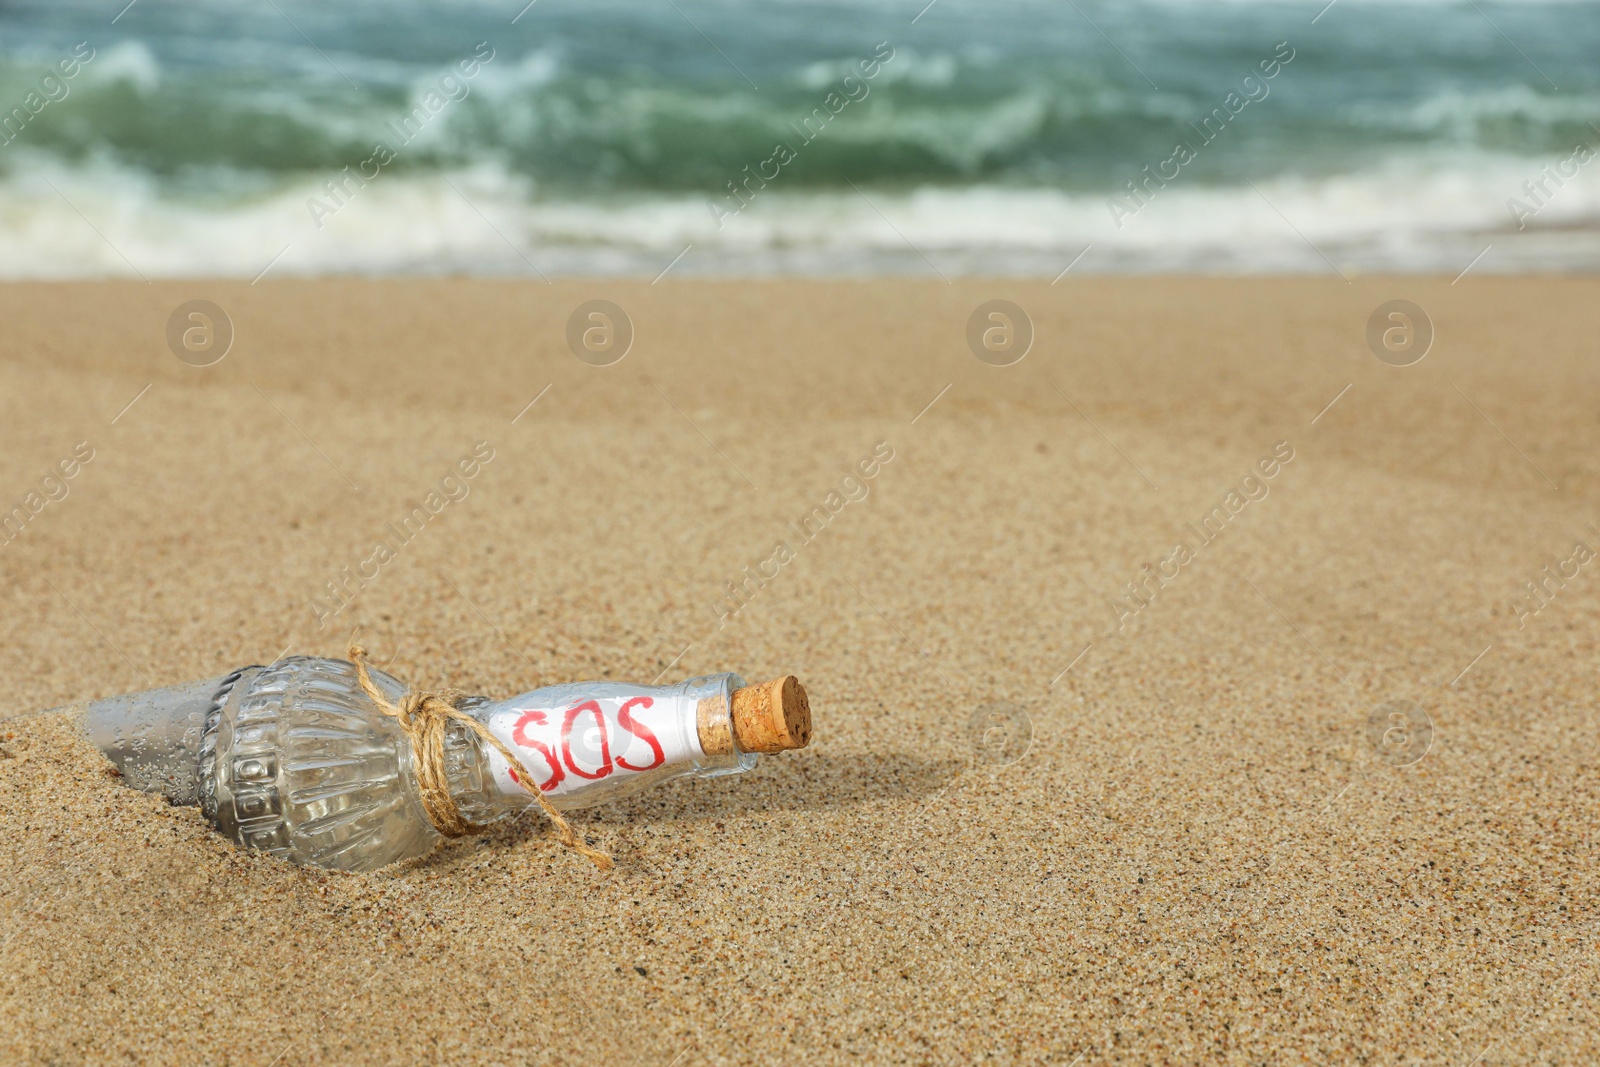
[348, 645, 612, 871]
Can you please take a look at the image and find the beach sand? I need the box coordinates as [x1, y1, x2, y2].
[2, 278, 1597, 1064]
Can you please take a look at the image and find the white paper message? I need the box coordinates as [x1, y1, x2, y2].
[483, 691, 703, 800]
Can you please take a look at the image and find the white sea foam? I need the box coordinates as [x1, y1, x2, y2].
[2, 147, 1597, 279]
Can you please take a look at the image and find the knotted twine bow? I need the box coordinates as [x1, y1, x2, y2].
[349, 645, 613, 871]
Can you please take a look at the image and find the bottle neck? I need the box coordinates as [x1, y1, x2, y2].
[443, 674, 756, 822]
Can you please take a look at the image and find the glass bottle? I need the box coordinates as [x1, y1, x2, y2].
[82, 655, 810, 872]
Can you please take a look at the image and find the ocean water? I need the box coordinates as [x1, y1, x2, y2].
[0, 0, 1597, 277]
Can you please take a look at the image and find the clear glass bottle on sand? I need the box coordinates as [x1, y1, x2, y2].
[83, 653, 810, 871]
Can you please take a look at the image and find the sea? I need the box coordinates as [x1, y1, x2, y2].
[0, 0, 1597, 278]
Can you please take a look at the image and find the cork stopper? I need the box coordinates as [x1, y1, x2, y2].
[730, 676, 811, 753]
[696, 694, 736, 757]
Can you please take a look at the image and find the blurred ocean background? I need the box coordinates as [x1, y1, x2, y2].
[0, 0, 1597, 277]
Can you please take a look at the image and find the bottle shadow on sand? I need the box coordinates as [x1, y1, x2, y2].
[452, 750, 963, 863]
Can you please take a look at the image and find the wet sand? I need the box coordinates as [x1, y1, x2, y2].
[2, 277, 1598, 1064]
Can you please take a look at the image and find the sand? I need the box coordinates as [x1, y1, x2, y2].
[2, 277, 1598, 1065]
